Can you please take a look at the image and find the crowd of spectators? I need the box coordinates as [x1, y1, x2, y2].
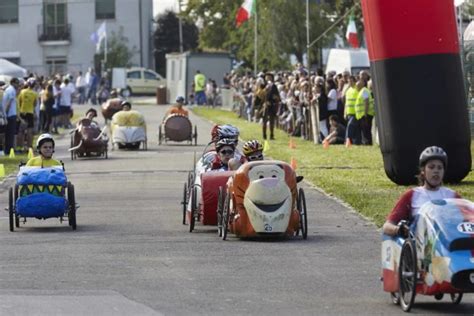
[0, 68, 110, 155]
[225, 64, 375, 144]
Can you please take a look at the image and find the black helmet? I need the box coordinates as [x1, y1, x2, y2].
[216, 138, 236, 152]
[86, 108, 97, 118]
[419, 146, 448, 168]
[121, 101, 132, 109]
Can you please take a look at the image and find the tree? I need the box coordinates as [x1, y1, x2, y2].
[95, 27, 138, 73]
[153, 10, 199, 75]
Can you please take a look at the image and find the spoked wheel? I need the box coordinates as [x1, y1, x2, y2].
[14, 185, 19, 227]
[70, 135, 75, 160]
[193, 125, 198, 146]
[182, 183, 187, 225]
[222, 193, 230, 240]
[217, 187, 225, 237]
[189, 186, 197, 232]
[297, 188, 308, 239]
[104, 144, 108, 159]
[8, 187, 14, 232]
[158, 126, 162, 145]
[390, 292, 400, 305]
[67, 182, 77, 230]
[399, 239, 417, 312]
[450, 293, 463, 304]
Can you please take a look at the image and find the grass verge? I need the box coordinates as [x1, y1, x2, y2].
[192, 107, 474, 227]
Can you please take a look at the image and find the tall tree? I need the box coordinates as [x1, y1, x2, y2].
[95, 27, 138, 73]
[153, 10, 199, 75]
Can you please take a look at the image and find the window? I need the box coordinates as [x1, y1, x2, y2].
[46, 57, 67, 75]
[127, 71, 141, 79]
[96, 0, 115, 20]
[144, 71, 158, 80]
[0, 0, 19, 24]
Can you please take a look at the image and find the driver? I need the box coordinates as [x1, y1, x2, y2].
[228, 139, 264, 170]
[121, 101, 132, 111]
[209, 138, 237, 171]
[382, 146, 460, 236]
[164, 96, 188, 120]
[26, 133, 62, 168]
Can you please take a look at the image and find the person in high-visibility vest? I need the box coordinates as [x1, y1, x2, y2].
[194, 70, 207, 106]
[354, 78, 375, 145]
[343, 75, 360, 144]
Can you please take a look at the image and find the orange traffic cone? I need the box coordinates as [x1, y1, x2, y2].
[289, 137, 296, 149]
[323, 140, 329, 149]
[345, 138, 352, 148]
[290, 157, 297, 170]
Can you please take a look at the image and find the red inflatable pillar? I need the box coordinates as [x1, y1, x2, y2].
[361, 0, 471, 184]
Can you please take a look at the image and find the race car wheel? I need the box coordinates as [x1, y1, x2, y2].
[390, 292, 400, 305]
[182, 183, 187, 225]
[217, 187, 225, 237]
[222, 193, 230, 240]
[105, 146, 108, 159]
[450, 293, 463, 304]
[14, 184, 19, 227]
[67, 182, 77, 230]
[298, 188, 308, 240]
[399, 239, 417, 312]
[193, 125, 198, 146]
[189, 186, 197, 232]
[9, 187, 14, 232]
[158, 126, 162, 145]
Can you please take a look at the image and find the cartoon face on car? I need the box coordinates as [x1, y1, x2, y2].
[243, 163, 292, 233]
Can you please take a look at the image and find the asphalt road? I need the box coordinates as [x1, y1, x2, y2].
[0, 103, 472, 315]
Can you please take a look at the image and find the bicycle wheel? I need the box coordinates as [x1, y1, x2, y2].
[399, 239, 417, 312]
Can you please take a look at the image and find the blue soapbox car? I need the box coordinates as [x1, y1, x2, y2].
[381, 198, 474, 312]
[8, 166, 77, 231]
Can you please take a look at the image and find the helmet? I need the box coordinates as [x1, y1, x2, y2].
[215, 138, 236, 152]
[419, 146, 447, 168]
[242, 140, 263, 156]
[176, 96, 185, 103]
[36, 133, 55, 149]
[86, 108, 97, 117]
[217, 125, 239, 140]
[121, 101, 131, 109]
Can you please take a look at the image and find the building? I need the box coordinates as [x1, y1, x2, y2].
[166, 52, 232, 104]
[0, 0, 153, 76]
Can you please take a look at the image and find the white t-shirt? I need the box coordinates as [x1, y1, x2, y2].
[327, 89, 338, 111]
[60, 83, 75, 107]
[410, 187, 458, 217]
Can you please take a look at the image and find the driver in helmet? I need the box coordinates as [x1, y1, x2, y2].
[121, 101, 132, 111]
[164, 96, 188, 120]
[382, 146, 461, 236]
[228, 139, 264, 170]
[26, 133, 62, 168]
[208, 138, 237, 171]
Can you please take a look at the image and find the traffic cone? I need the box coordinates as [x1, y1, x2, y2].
[289, 137, 296, 149]
[0, 164, 5, 177]
[263, 140, 270, 153]
[9, 148, 15, 158]
[345, 138, 352, 148]
[323, 140, 329, 149]
[27, 147, 34, 159]
[290, 157, 297, 170]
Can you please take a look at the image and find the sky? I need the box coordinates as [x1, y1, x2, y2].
[153, 0, 178, 17]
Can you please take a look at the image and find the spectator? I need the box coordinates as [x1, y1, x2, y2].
[87, 68, 98, 105]
[76, 71, 87, 104]
[41, 83, 55, 133]
[262, 73, 280, 140]
[59, 78, 75, 128]
[344, 75, 360, 145]
[314, 78, 328, 141]
[18, 78, 39, 151]
[323, 114, 346, 145]
[2, 78, 20, 155]
[354, 78, 375, 145]
[194, 70, 207, 105]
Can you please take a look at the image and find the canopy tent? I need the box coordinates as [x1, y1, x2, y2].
[0, 58, 27, 78]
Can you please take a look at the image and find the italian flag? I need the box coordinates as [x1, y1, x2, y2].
[346, 15, 359, 48]
[236, 0, 255, 27]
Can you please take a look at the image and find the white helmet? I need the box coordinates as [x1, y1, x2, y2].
[36, 133, 55, 149]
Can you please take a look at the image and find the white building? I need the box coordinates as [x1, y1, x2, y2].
[0, 0, 153, 76]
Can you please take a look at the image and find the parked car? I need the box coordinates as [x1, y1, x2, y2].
[122, 67, 166, 96]
[325, 48, 370, 76]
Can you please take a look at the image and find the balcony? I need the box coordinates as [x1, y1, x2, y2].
[37, 24, 71, 44]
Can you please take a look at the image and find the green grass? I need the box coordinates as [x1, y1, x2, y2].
[0, 155, 28, 179]
[192, 107, 474, 227]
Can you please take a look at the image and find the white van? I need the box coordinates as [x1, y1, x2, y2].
[325, 49, 370, 76]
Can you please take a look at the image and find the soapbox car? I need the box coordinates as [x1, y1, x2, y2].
[111, 110, 147, 150]
[69, 118, 108, 160]
[217, 160, 307, 240]
[101, 98, 123, 123]
[7, 166, 77, 231]
[158, 114, 197, 146]
[381, 198, 474, 312]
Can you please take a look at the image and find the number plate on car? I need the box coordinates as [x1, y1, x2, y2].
[457, 222, 474, 234]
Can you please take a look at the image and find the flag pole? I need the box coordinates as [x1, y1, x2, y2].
[254, 1, 257, 75]
[104, 21, 107, 65]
